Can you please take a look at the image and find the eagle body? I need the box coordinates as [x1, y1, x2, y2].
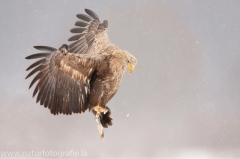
[25, 9, 137, 139]
[88, 48, 127, 109]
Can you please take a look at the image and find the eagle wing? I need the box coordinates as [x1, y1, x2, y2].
[25, 46, 108, 115]
[68, 9, 110, 54]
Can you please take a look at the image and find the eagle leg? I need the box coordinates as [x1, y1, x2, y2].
[92, 106, 112, 140]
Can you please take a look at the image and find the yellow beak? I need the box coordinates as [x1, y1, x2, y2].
[128, 64, 135, 73]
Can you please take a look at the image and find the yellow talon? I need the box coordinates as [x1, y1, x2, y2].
[94, 106, 108, 114]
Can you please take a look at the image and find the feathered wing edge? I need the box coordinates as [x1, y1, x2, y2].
[68, 9, 108, 54]
[25, 46, 90, 115]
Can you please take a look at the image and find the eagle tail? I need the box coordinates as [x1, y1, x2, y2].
[96, 117, 104, 140]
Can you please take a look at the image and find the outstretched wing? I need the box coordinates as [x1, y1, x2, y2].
[25, 46, 107, 115]
[68, 9, 110, 54]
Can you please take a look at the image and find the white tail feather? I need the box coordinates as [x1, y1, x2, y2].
[96, 117, 104, 140]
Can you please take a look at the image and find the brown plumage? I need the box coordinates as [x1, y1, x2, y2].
[25, 9, 137, 139]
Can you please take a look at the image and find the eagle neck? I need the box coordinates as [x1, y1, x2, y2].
[109, 51, 127, 78]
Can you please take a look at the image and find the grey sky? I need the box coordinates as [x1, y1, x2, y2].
[0, 0, 240, 158]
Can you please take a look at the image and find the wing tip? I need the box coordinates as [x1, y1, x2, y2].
[33, 46, 43, 50]
[70, 28, 86, 34]
[84, 8, 93, 14]
[33, 46, 38, 49]
[33, 46, 57, 52]
[84, 8, 99, 21]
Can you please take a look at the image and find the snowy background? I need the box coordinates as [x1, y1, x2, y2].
[0, 0, 240, 158]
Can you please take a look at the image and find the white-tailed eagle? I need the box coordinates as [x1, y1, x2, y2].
[25, 9, 137, 139]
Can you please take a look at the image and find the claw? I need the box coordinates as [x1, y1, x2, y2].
[94, 106, 108, 114]
[103, 109, 108, 114]
[96, 112, 100, 117]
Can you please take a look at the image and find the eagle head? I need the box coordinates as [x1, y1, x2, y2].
[123, 50, 137, 73]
